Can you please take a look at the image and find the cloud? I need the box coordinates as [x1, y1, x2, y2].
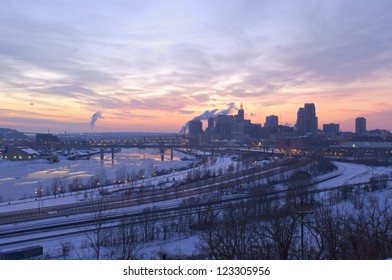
[1, 0, 392, 131]
[0, 115, 87, 131]
[279, 1, 392, 84]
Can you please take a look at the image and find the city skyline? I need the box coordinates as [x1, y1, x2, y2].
[1, 0, 392, 133]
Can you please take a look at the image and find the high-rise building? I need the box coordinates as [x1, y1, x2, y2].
[355, 117, 366, 136]
[215, 115, 235, 139]
[207, 117, 214, 130]
[265, 115, 279, 128]
[205, 117, 215, 133]
[323, 123, 340, 134]
[188, 120, 202, 136]
[296, 103, 318, 134]
[296, 108, 306, 134]
[237, 102, 244, 123]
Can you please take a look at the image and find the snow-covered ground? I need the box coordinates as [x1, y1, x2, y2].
[2, 158, 392, 260]
[0, 148, 197, 201]
[0, 153, 244, 259]
[0, 154, 240, 212]
[2, 159, 391, 214]
[317, 161, 392, 188]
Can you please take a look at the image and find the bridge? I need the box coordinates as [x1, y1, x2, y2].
[36, 142, 279, 163]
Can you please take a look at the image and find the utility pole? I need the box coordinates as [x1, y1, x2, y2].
[295, 209, 314, 260]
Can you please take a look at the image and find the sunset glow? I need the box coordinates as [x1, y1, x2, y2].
[1, 0, 391, 133]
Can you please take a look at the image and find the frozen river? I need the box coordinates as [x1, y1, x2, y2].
[0, 148, 196, 201]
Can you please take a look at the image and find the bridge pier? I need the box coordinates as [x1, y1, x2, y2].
[111, 147, 115, 164]
[100, 148, 104, 161]
[170, 148, 174, 160]
[160, 147, 165, 161]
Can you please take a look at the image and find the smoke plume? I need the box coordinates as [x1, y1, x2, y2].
[179, 103, 239, 134]
[90, 111, 103, 128]
[192, 102, 238, 121]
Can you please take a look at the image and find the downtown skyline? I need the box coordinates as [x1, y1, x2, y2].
[1, 0, 392, 133]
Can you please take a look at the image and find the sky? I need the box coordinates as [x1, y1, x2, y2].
[0, 0, 391, 133]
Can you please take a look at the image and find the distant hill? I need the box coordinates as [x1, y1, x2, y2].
[0, 128, 31, 140]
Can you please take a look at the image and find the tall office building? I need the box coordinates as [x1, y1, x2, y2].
[355, 117, 366, 136]
[215, 115, 235, 139]
[207, 117, 214, 130]
[296, 103, 318, 134]
[205, 117, 215, 133]
[296, 108, 306, 134]
[264, 115, 279, 128]
[237, 102, 244, 123]
[188, 120, 202, 136]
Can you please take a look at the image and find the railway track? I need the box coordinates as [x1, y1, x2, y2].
[1, 172, 390, 248]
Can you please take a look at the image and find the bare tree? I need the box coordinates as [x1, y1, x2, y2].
[107, 219, 140, 260]
[83, 199, 111, 259]
[285, 171, 315, 211]
[95, 168, 108, 187]
[60, 241, 74, 260]
[198, 203, 254, 259]
[69, 176, 83, 193]
[115, 165, 128, 186]
[306, 207, 345, 259]
[256, 209, 299, 260]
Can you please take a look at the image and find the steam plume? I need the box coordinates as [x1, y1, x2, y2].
[192, 102, 238, 121]
[90, 111, 103, 128]
[179, 103, 239, 134]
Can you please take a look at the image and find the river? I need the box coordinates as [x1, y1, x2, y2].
[0, 148, 196, 201]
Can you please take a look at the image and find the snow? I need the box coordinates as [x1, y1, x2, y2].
[317, 161, 392, 188]
[0, 148, 198, 200]
[21, 148, 40, 155]
[2, 156, 392, 260]
[0, 154, 241, 212]
[2, 158, 391, 214]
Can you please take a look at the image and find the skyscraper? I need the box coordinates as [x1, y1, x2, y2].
[264, 115, 279, 128]
[215, 115, 234, 139]
[207, 117, 214, 130]
[296, 103, 318, 134]
[355, 117, 366, 136]
[237, 102, 244, 123]
[296, 107, 306, 134]
[188, 120, 202, 136]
